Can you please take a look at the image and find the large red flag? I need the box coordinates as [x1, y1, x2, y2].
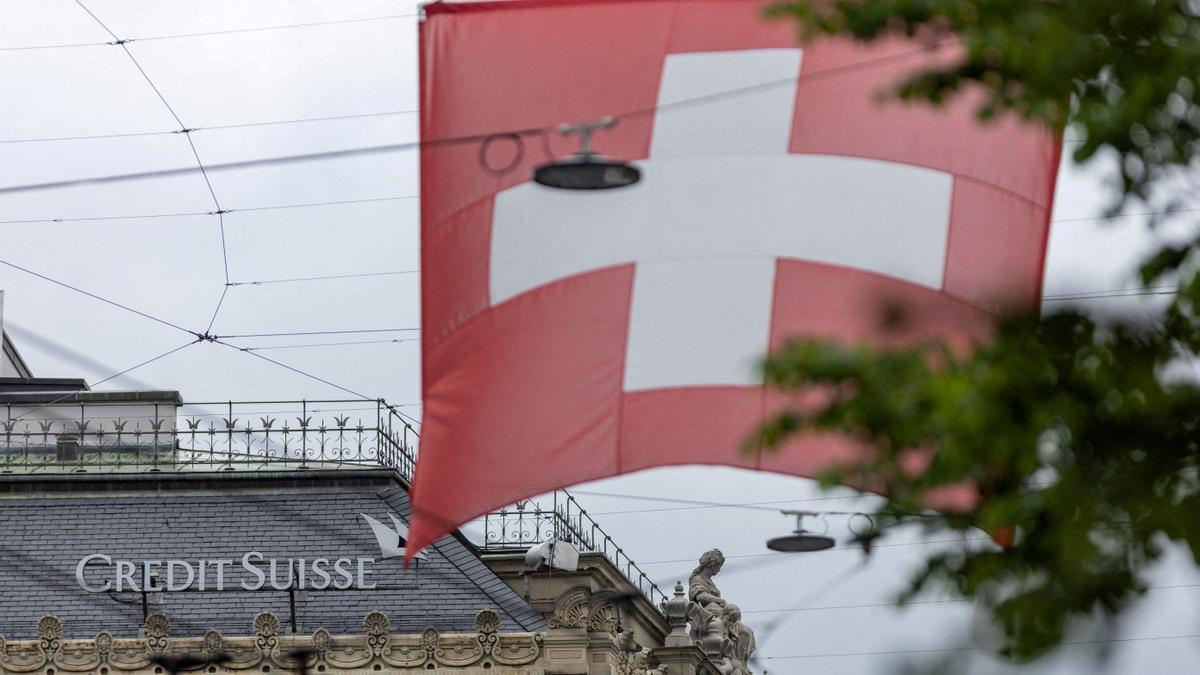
[409, 0, 1061, 555]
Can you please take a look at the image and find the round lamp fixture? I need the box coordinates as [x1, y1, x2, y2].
[766, 531, 836, 552]
[767, 510, 837, 553]
[532, 116, 641, 191]
[534, 155, 641, 190]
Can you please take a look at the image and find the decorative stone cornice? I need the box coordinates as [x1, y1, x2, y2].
[0, 609, 543, 673]
[548, 585, 624, 637]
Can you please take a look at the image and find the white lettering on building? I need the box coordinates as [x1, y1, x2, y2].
[75, 553, 381, 592]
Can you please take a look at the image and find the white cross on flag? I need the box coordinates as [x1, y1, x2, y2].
[408, 0, 1061, 555]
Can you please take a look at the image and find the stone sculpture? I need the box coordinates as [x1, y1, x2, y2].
[685, 548, 755, 675]
[687, 548, 727, 633]
[722, 604, 756, 675]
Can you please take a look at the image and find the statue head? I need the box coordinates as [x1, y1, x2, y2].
[691, 548, 725, 577]
[722, 603, 741, 624]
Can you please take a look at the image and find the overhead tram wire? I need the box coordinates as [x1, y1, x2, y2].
[0, 195, 418, 226]
[739, 581, 1200, 619]
[570, 489, 850, 513]
[0, 110, 417, 145]
[213, 328, 420, 339]
[0, 257, 420, 430]
[124, 13, 419, 43]
[71, 0, 233, 328]
[1043, 285, 1180, 302]
[0, 39, 1002, 199]
[758, 633, 1200, 662]
[587, 493, 889, 517]
[0, 196, 1191, 231]
[232, 195, 419, 213]
[639, 536, 995, 567]
[240, 338, 418, 351]
[8, 340, 201, 423]
[2, 22, 1198, 234]
[227, 270, 419, 287]
[0, 12, 417, 53]
[0, 258, 197, 336]
[210, 337, 423, 431]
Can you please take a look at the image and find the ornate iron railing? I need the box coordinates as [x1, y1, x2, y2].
[1, 397, 661, 609]
[0, 399, 418, 479]
[482, 490, 668, 607]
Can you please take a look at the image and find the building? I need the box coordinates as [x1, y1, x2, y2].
[0, 312, 751, 675]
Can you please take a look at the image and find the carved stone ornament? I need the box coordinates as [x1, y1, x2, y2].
[95, 631, 114, 657]
[421, 627, 440, 654]
[0, 611, 546, 674]
[548, 586, 592, 629]
[36, 616, 63, 642]
[587, 600, 620, 636]
[474, 608, 501, 635]
[143, 613, 170, 640]
[312, 628, 331, 656]
[202, 629, 223, 657]
[661, 581, 692, 648]
[143, 613, 171, 654]
[363, 611, 389, 656]
[253, 612, 279, 657]
[253, 612, 279, 639]
[363, 611, 390, 638]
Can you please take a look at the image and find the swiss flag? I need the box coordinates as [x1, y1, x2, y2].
[409, 0, 1061, 555]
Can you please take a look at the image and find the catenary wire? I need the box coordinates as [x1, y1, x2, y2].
[587, 494, 885, 516]
[241, 338, 418, 351]
[213, 328, 420, 339]
[0, 258, 197, 336]
[211, 338, 422, 433]
[125, 12, 418, 43]
[0, 198, 1192, 230]
[741, 583, 1200, 616]
[72, 0, 233, 322]
[0, 195, 418, 225]
[1043, 286, 1179, 302]
[205, 286, 229, 334]
[227, 270, 419, 287]
[758, 633, 1200, 661]
[7, 339, 201, 423]
[0, 39, 992, 197]
[569, 489, 839, 513]
[119, 42, 230, 284]
[639, 536, 995, 566]
[231, 195, 419, 212]
[0, 12, 417, 52]
[0, 258, 419, 427]
[0, 110, 416, 144]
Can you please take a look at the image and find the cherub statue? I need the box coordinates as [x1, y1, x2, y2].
[722, 604, 756, 675]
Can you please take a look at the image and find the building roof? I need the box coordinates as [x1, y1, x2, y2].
[1, 332, 34, 379]
[0, 470, 546, 639]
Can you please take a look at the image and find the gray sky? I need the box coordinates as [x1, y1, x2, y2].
[1, 1, 1197, 672]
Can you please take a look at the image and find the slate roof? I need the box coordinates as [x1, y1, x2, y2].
[0, 471, 545, 639]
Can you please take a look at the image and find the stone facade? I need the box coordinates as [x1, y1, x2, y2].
[0, 609, 544, 674]
[0, 596, 724, 675]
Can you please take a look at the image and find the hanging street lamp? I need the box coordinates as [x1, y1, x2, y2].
[533, 116, 641, 190]
[766, 510, 837, 552]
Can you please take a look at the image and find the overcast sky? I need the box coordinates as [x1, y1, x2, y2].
[1, 1, 1197, 672]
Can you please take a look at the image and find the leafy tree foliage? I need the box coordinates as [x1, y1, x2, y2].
[761, 0, 1200, 662]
